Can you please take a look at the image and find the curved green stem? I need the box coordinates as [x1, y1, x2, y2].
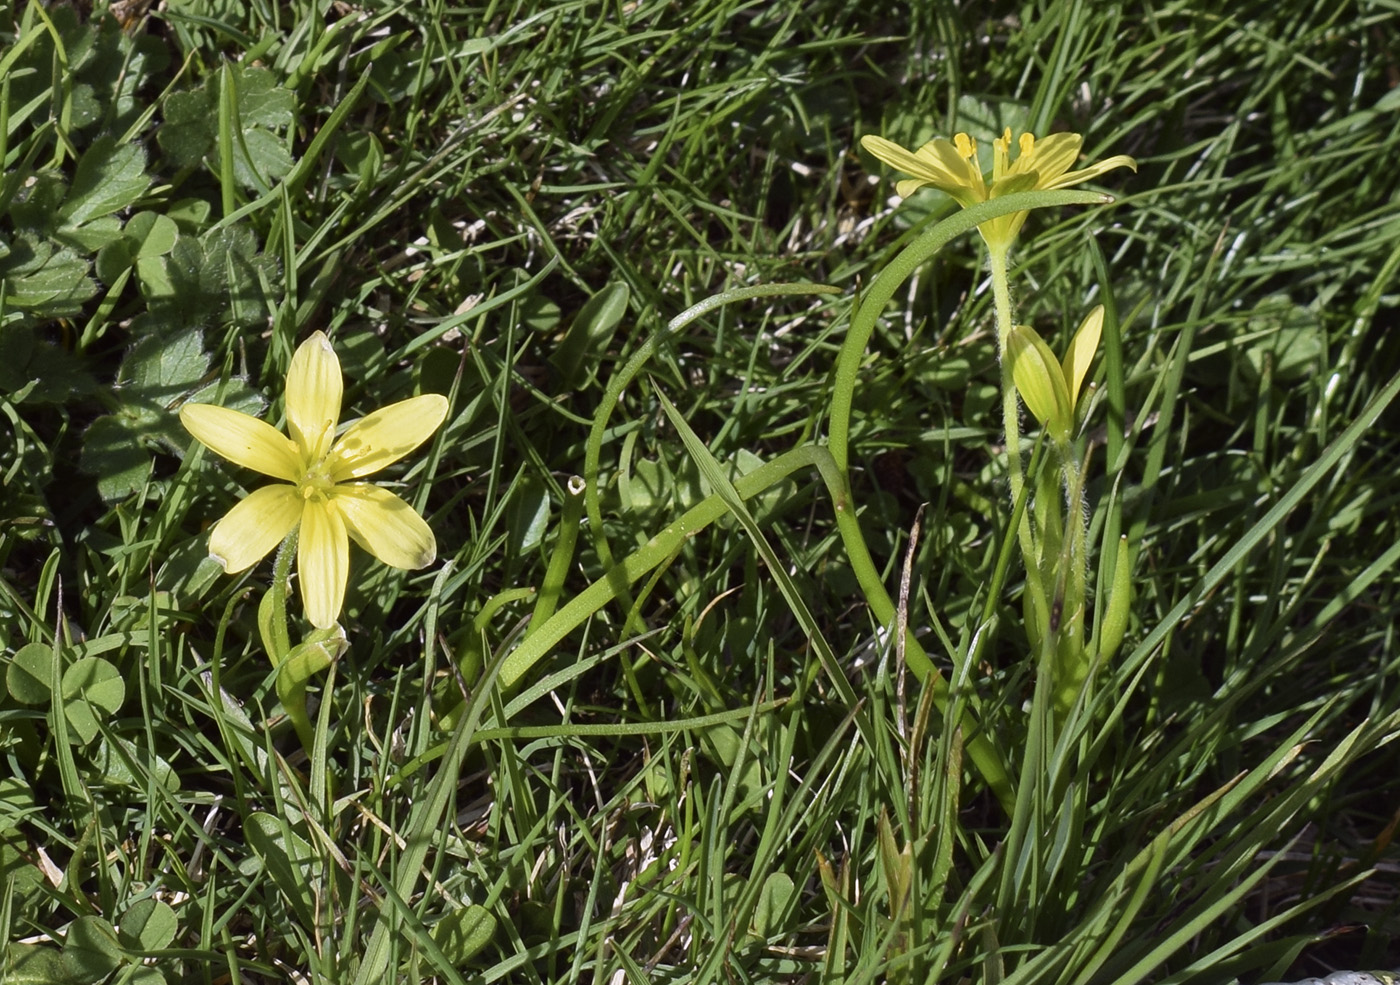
[582, 283, 841, 643]
[584, 283, 842, 575]
[258, 534, 296, 666]
[828, 190, 1107, 804]
[828, 189, 1108, 472]
[529, 474, 585, 634]
[501, 443, 838, 687]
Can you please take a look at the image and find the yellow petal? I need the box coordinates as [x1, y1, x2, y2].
[1020, 132, 1081, 183]
[919, 138, 985, 201]
[894, 177, 932, 199]
[1008, 324, 1073, 443]
[285, 332, 342, 464]
[180, 403, 303, 481]
[862, 134, 947, 181]
[298, 499, 349, 630]
[334, 483, 437, 569]
[207, 484, 301, 572]
[1061, 305, 1104, 410]
[326, 394, 449, 481]
[1048, 154, 1137, 190]
[862, 135, 982, 205]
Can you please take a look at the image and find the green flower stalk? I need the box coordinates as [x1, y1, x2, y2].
[863, 126, 1135, 723]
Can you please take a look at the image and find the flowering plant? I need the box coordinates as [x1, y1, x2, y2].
[181, 331, 448, 630]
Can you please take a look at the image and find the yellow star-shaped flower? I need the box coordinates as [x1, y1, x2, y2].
[861, 127, 1136, 251]
[180, 331, 448, 629]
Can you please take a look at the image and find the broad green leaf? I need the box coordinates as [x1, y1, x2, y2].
[430, 904, 496, 964]
[6, 642, 54, 704]
[122, 212, 178, 258]
[60, 656, 125, 745]
[507, 478, 551, 555]
[751, 872, 795, 938]
[243, 812, 319, 931]
[81, 416, 153, 503]
[549, 281, 630, 387]
[0, 776, 37, 827]
[61, 916, 122, 983]
[95, 213, 178, 284]
[925, 353, 974, 390]
[57, 136, 150, 226]
[92, 736, 179, 793]
[118, 899, 177, 951]
[1241, 295, 1326, 383]
[2, 942, 72, 985]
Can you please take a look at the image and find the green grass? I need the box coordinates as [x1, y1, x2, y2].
[3, 0, 1400, 982]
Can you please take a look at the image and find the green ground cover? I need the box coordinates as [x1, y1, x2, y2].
[3, 0, 1400, 981]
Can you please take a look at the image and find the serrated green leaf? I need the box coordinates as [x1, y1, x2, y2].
[0, 238, 97, 317]
[163, 226, 276, 325]
[58, 136, 149, 226]
[157, 66, 294, 189]
[9, 174, 69, 233]
[165, 197, 212, 233]
[56, 215, 124, 253]
[0, 324, 34, 393]
[230, 65, 295, 128]
[0, 330, 96, 403]
[232, 126, 294, 190]
[82, 326, 261, 500]
[122, 327, 207, 395]
[157, 87, 216, 168]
